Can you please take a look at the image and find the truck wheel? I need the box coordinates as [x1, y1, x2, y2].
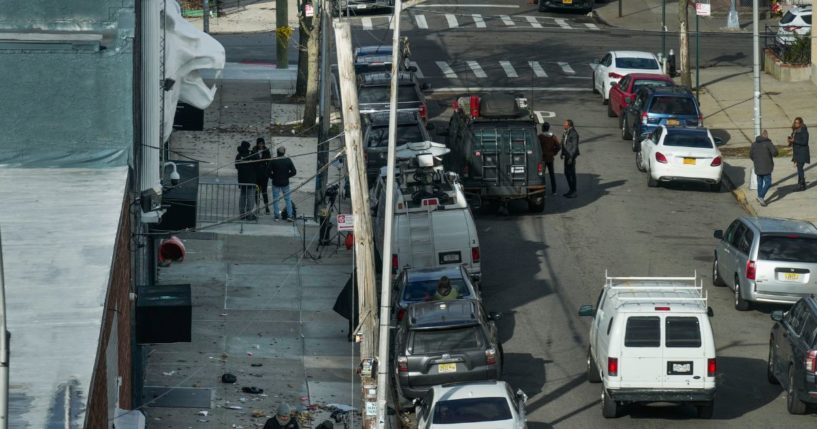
[787, 365, 808, 414]
[697, 401, 714, 419]
[601, 388, 620, 418]
[587, 349, 601, 383]
[528, 197, 545, 213]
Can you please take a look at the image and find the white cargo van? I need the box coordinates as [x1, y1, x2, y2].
[578, 274, 717, 419]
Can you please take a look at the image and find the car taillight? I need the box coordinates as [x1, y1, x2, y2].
[485, 348, 497, 365]
[471, 246, 480, 263]
[607, 357, 618, 376]
[537, 162, 543, 176]
[608, 72, 623, 79]
[419, 103, 427, 121]
[710, 156, 722, 167]
[655, 152, 668, 164]
[392, 254, 398, 274]
[641, 111, 649, 125]
[697, 114, 703, 127]
[746, 260, 756, 280]
[805, 350, 817, 374]
[707, 358, 716, 377]
[398, 356, 408, 372]
[470, 95, 480, 118]
[397, 308, 406, 321]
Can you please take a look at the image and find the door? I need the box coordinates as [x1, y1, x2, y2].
[723, 222, 747, 285]
[642, 129, 661, 171]
[618, 316, 663, 388]
[733, 226, 755, 291]
[595, 53, 612, 92]
[716, 220, 741, 280]
[779, 301, 807, 385]
[662, 316, 707, 390]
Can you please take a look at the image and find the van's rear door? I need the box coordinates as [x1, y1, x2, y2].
[619, 316, 663, 388]
[662, 315, 707, 390]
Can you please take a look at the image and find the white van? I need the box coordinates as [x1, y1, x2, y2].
[578, 274, 717, 419]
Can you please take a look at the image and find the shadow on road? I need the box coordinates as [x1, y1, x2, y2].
[502, 352, 549, 400]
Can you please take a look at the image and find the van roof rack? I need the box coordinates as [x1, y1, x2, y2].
[604, 270, 708, 310]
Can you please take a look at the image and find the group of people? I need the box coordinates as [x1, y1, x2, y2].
[235, 138, 297, 221]
[750, 117, 810, 207]
[538, 119, 581, 198]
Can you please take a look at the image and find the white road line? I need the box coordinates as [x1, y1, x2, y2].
[436, 61, 458, 79]
[389, 16, 395, 30]
[414, 4, 520, 7]
[472, 14, 486, 28]
[528, 61, 548, 78]
[585, 22, 600, 30]
[466, 61, 487, 78]
[557, 62, 576, 75]
[525, 16, 542, 28]
[409, 61, 424, 79]
[431, 86, 592, 93]
[500, 15, 515, 26]
[414, 14, 429, 29]
[445, 14, 459, 28]
[554, 18, 571, 29]
[499, 61, 518, 78]
[361, 17, 373, 31]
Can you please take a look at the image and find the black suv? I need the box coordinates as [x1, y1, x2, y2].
[357, 71, 429, 123]
[620, 86, 703, 149]
[768, 296, 817, 414]
[394, 299, 503, 399]
[363, 111, 431, 183]
[353, 40, 411, 74]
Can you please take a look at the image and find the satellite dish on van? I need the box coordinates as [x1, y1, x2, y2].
[395, 141, 450, 159]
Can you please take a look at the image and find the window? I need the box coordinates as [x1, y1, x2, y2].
[804, 15, 812, 25]
[367, 124, 425, 148]
[432, 397, 512, 424]
[615, 57, 660, 70]
[662, 133, 714, 149]
[801, 314, 817, 347]
[618, 76, 630, 90]
[648, 96, 697, 115]
[729, 223, 747, 248]
[758, 235, 817, 263]
[724, 220, 741, 243]
[633, 79, 672, 92]
[786, 301, 806, 335]
[402, 277, 470, 302]
[737, 228, 754, 255]
[601, 54, 612, 67]
[625, 316, 660, 347]
[665, 317, 702, 348]
[410, 326, 485, 354]
[358, 85, 419, 103]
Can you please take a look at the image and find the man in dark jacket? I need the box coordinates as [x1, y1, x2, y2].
[235, 141, 258, 221]
[263, 403, 299, 429]
[750, 130, 778, 207]
[560, 119, 580, 198]
[268, 146, 298, 221]
[787, 117, 810, 191]
[253, 138, 272, 214]
[538, 122, 561, 195]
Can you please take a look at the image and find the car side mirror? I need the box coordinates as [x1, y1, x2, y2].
[578, 304, 595, 317]
[412, 397, 423, 408]
[713, 137, 725, 147]
[421, 83, 432, 91]
[713, 229, 724, 240]
[488, 311, 503, 321]
[515, 389, 528, 403]
[707, 306, 714, 317]
[771, 310, 784, 322]
[426, 123, 435, 131]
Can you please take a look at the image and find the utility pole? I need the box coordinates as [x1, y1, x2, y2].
[752, 0, 761, 136]
[696, 10, 700, 100]
[333, 20, 380, 429]
[661, 0, 667, 59]
[202, 0, 210, 33]
[679, 0, 691, 87]
[303, 1, 321, 127]
[315, 0, 333, 220]
[276, 0, 289, 69]
[0, 228, 9, 429]
[727, 0, 740, 30]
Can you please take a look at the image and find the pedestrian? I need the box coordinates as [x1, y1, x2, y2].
[253, 137, 272, 214]
[235, 141, 258, 221]
[787, 117, 810, 191]
[537, 122, 561, 195]
[432, 276, 457, 302]
[750, 129, 778, 207]
[263, 403, 299, 429]
[560, 119, 580, 198]
[268, 146, 297, 221]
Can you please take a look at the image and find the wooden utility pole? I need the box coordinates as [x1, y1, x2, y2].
[276, 0, 289, 69]
[679, 0, 692, 87]
[302, 2, 321, 127]
[333, 22, 379, 427]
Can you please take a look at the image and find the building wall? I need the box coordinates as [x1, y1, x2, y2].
[85, 188, 134, 428]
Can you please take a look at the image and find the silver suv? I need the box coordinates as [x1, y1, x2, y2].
[713, 217, 817, 311]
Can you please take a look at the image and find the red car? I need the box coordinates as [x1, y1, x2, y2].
[607, 73, 674, 117]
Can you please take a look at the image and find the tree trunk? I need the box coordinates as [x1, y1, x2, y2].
[679, 0, 691, 87]
[302, 13, 321, 127]
[295, 3, 309, 97]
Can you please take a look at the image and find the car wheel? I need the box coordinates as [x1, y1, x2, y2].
[767, 343, 779, 385]
[734, 276, 750, 311]
[587, 349, 602, 383]
[601, 388, 620, 418]
[787, 365, 808, 414]
[528, 197, 545, 213]
[697, 401, 714, 419]
[712, 255, 725, 286]
[607, 101, 616, 117]
[636, 151, 646, 172]
[621, 117, 632, 140]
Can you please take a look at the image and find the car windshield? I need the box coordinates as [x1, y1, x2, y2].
[402, 277, 471, 302]
[663, 133, 713, 148]
[358, 85, 419, 104]
[410, 326, 484, 354]
[367, 124, 425, 148]
[649, 96, 697, 115]
[781, 11, 797, 24]
[633, 79, 672, 92]
[616, 57, 660, 70]
[432, 397, 512, 424]
[759, 235, 817, 263]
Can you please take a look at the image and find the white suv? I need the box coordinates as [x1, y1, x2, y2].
[414, 381, 527, 429]
[776, 6, 812, 45]
[578, 274, 717, 418]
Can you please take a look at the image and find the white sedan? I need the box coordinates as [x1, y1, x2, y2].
[636, 126, 723, 191]
[415, 381, 528, 429]
[592, 51, 663, 104]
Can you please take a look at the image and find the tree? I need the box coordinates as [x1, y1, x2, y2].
[679, 0, 692, 87]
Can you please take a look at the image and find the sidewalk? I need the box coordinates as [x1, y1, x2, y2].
[594, 0, 778, 33]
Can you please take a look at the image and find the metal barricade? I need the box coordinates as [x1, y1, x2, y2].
[197, 181, 258, 226]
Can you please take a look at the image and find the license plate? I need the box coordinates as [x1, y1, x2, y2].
[439, 251, 462, 264]
[667, 119, 680, 126]
[563, 0, 573, 4]
[673, 363, 691, 373]
[438, 363, 457, 373]
[511, 166, 525, 174]
[783, 272, 802, 281]
[683, 158, 696, 165]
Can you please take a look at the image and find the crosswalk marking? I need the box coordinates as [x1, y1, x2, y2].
[466, 61, 487, 78]
[585, 22, 600, 30]
[499, 61, 518, 78]
[472, 14, 486, 28]
[414, 14, 428, 29]
[529, 61, 548, 78]
[436, 61, 457, 79]
[557, 62, 575, 75]
[409, 61, 424, 79]
[554, 18, 571, 29]
[525, 16, 542, 28]
[362, 17, 373, 31]
[500, 15, 515, 26]
[445, 14, 459, 28]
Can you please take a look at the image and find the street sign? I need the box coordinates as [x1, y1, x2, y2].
[695, 2, 711, 17]
[336, 214, 354, 231]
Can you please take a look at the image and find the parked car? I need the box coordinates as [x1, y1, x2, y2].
[363, 111, 431, 182]
[607, 73, 674, 117]
[592, 51, 663, 104]
[713, 216, 817, 311]
[768, 296, 817, 414]
[393, 265, 481, 322]
[776, 6, 812, 45]
[578, 274, 717, 418]
[357, 71, 430, 123]
[394, 299, 503, 399]
[621, 86, 703, 144]
[415, 381, 528, 429]
[538, 0, 593, 13]
[354, 40, 411, 74]
[635, 126, 723, 191]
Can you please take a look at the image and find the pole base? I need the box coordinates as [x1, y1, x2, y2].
[727, 11, 740, 30]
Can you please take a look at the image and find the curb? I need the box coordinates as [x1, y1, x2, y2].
[721, 168, 758, 217]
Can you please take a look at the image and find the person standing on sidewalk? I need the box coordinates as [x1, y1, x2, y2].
[787, 117, 810, 191]
[235, 141, 258, 221]
[263, 403, 299, 429]
[269, 146, 297, 221]
[750, 130, 778, 207]
[537, 122, 561, 195]
[253, 137, 272, 214]
[560, 119, 580, 198]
